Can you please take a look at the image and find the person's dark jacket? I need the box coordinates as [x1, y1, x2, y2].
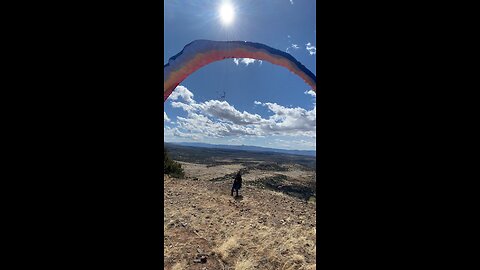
[233, 173, 242, 189]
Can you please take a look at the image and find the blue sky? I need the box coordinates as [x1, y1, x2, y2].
[164, 0, 316, 150]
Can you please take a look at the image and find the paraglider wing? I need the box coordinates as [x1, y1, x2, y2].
[164, 40, 316, 102]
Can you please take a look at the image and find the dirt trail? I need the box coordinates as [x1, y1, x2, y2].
[164, 162, 316, 270]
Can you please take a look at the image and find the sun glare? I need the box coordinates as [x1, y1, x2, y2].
[219, 3, 235, 25]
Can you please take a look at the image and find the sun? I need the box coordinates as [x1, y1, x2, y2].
[218, 3, 235, 25]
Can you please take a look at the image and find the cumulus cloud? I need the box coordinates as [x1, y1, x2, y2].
[304, 89, 316, 97]
[166, 85, 316, 140]
[197, 100, 265, 125]
[306, 42, 316, 55]
[169, 85, 195, 104]
[164, 112, 170, 122]
[165, 125, 201, 140]
[256, 101, 316, 136]
[233, 58, 262, 66]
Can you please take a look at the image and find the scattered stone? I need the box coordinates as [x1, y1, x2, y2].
[193, 255, 207, 264]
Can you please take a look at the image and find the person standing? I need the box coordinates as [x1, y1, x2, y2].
[231, 171, 242, 197]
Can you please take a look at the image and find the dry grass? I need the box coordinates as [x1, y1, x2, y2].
[235, 258, 255, 270]
[215, 235, 240, 260]
[207, 223, 316, 269]
[170, 260, 187, 270]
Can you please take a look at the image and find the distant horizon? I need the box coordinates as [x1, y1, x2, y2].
[164, 140, 316, 152]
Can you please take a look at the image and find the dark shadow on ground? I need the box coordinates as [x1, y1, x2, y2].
[250, 175, 316, 201]
[233, 195, 244, 201]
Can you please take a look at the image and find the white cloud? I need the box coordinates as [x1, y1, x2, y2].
[290, 0, 294, 5]
[166, 86, 316, 141]
[304, 89, 316, 97]
[197, 100, 265, 125]
[286, 43, 300, 53]
[241, 58, 255, 65]
[306, 42, 316, 55]
[257, 102, 316, 136]
[164, 112, 170, 122]
[233, 58, 261, 66]
[169, 85, 195, 104]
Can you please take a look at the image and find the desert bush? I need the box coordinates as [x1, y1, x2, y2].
[164, 148, 185, 178]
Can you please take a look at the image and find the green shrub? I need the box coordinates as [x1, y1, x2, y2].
[164, 148, 184, 178]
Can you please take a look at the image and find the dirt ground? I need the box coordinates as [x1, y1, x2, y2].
[164, 161, 316, 270]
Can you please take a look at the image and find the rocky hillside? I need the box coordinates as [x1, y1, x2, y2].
[164, 161, 316, 270]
